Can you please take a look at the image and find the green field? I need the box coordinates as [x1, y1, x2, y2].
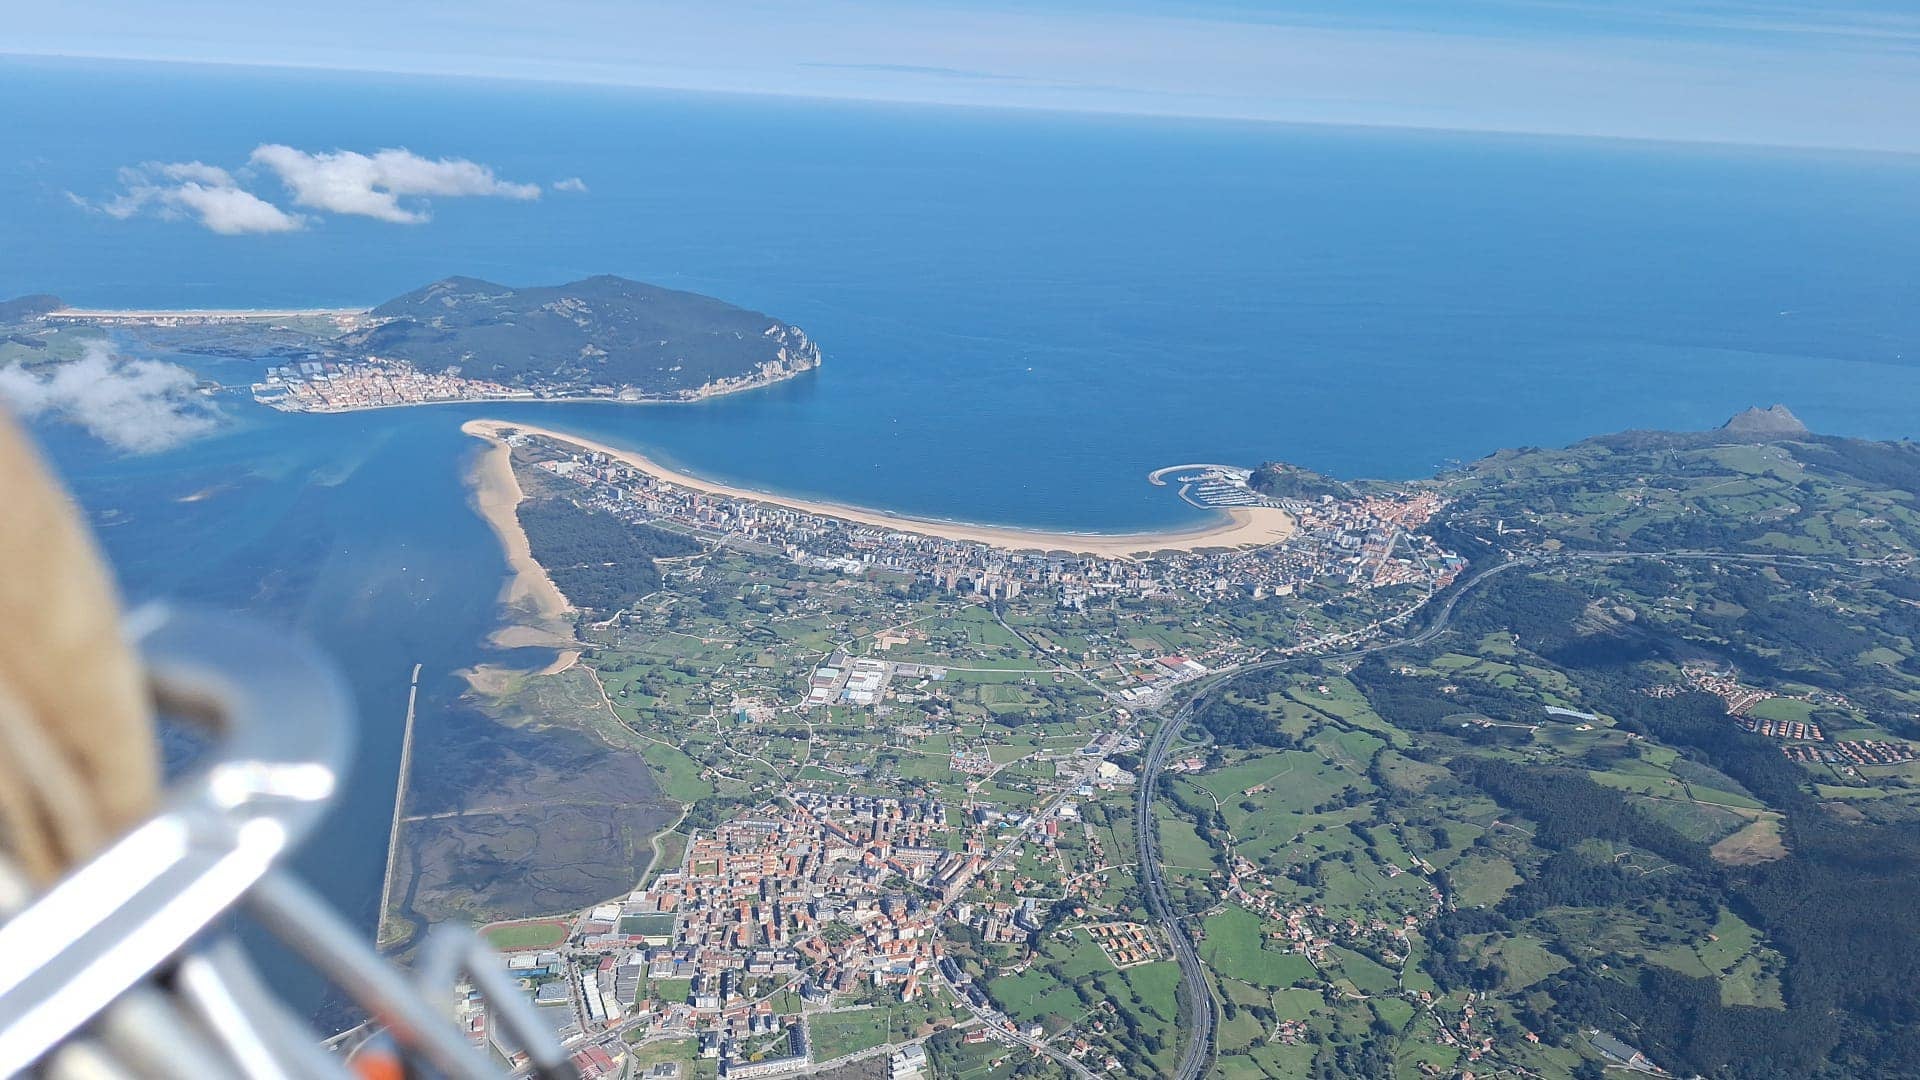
[640, 740, 714, 803]
[808, 1008, 893, 1060]
[620, 912, 676, 937]
[1200, 906, 1315, 988]
[481, 921, 569, 950]
[1449, 853, 1520, 908]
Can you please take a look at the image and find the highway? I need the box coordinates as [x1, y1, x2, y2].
[552, 545, 1881, 1080]
[1131, 555, 1531, 1079]
[1127, 544, 1894, 1077]
[1134, 694, 1216, 1079]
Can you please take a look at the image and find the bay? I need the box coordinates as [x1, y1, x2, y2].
[5, 54, 1919, 1023]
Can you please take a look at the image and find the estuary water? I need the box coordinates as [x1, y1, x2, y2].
[5, 55, 1920, 1021]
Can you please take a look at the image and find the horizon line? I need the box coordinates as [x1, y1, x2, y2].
[8, 49, 1920, 162]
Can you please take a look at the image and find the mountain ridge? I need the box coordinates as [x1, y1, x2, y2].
[342, 274, 821, 398]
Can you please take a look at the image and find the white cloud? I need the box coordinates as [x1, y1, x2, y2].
[552, 176, 589, 193]
[156, 161, 237, 186]
[76, 145, 544, 232]
[72, 161, 305, 234]
[249, 144, 541, 224]
[164, 182, 306, 235]
[0, 342, 223, 453]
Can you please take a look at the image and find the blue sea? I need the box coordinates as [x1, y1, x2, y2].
[4, 55, 1920, 1021]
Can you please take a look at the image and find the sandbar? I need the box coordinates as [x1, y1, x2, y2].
[465, 424, 576, 635]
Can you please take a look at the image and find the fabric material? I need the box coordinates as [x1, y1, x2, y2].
[0, 409, 156, 883]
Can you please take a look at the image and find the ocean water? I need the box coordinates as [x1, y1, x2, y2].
[5, 55, 1920, 1020]
[9, 56, 1920, 508]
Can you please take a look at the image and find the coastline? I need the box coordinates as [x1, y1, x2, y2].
[387, 427, 671, 940]
[461, 418, 1296, 558]
[259, 355, 816, 414]
[46, 306, 369, 320]
[464, 425, 578, 650]
[267, 384, 776, 415]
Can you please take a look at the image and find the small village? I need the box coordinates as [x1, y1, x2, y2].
[1672, 663, 1915, 764]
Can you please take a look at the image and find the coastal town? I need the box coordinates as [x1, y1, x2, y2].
[458, 797, 974, 1080]
[389, 413, 1920, 1080]
[456, 775, 1153, 1078]
[252, 359, 540, 411]
[497, 427, 1463, 612]
[414, 423, 1505, 1079]
[8, 55, 1920, 1074]
[248, 354, 814, 412]
[4, 274, 827, 415]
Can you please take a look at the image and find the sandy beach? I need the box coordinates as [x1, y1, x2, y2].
[462, 418, 1294, 557]
[465, 425, 579, 645]
[45, 306, 368, 320]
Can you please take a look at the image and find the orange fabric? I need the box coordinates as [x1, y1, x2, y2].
[350, 1047, 408, 1080]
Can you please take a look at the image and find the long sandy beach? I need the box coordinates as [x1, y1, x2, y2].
[466, 425, 578, 633]
[44, 306, 369, 320]
[462, 418, 1294, 557]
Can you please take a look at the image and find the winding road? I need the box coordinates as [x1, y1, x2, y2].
[1131, 545, 1897, 1077]
[1132, 555, 1532, 1078]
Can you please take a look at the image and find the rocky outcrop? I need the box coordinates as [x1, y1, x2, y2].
[1719, 404, 1809, 439]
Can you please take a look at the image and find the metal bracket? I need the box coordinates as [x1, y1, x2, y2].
[0, 608, 578, 1079]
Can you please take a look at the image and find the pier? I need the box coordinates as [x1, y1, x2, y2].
[1146, 462, 1247, 486]
[376, 662, 423, 948]
[1146, 462, 1274, 509]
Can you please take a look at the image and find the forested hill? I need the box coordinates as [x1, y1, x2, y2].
[341, 275, 821, 396]
[0, 294, 62, 323]
[1439, 412, 1920, 558]
[1247, 460, 1351, 501]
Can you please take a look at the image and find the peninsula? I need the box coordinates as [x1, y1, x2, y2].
[463, 419, 1298, 558]
[0, 275, 823, 412]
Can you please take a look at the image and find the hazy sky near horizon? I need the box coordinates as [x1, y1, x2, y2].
[12, 0, 1920, 152]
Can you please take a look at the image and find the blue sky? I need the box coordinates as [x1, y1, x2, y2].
[11, 1, 1920, 152]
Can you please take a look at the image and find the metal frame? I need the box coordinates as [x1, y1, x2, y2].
[0, 607, 575, 1079]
